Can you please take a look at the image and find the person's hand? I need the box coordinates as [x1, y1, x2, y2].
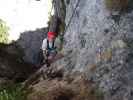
[43, 50, 47, 58]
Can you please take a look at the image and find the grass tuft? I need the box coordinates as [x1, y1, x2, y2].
[0, 84, 28, 100]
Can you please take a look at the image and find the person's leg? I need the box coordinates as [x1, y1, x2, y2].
[38, 50, 44, 66]
[42, 50, 49, 65]
[45, 50, 57, 66]
[45, 51, 51, 67]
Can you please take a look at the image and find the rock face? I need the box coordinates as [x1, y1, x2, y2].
[0, 43, 36, 82]
[53, 0, 133, 99]
[17, 28, 47, 64]
[0, 28, 47, 82]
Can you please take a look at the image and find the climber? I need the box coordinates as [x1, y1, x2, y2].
[41, 15, 64, 66]
[42, 31, 57, 65]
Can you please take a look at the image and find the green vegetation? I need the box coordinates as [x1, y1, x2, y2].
[58, 0, 66, 51]
[61, 0, 66, 21]
[0, 19, 9, 44]
[105, 0, 128, 11]
[93, 88, 104, 100]
[0, 84, 28, 100]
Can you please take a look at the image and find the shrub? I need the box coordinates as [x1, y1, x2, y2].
[0, 19, 9, 44]
[105, 0, 128, 11]
[0, 84, 28, 100]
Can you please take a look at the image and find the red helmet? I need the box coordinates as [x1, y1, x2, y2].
[48, 32, 56, 40]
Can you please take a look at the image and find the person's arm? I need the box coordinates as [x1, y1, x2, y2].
[42, 39, 48, 57]
[42, 39, 47, 50]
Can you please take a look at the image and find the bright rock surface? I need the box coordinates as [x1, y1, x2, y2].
[53, 0, 133, 99]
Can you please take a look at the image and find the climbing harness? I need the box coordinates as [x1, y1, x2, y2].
[46, 39, 57, 55]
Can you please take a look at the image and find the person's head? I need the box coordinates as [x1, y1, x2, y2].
[47, 32, 56, 41]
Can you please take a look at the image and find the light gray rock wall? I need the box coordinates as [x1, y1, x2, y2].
[53, 0, 133, 99]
